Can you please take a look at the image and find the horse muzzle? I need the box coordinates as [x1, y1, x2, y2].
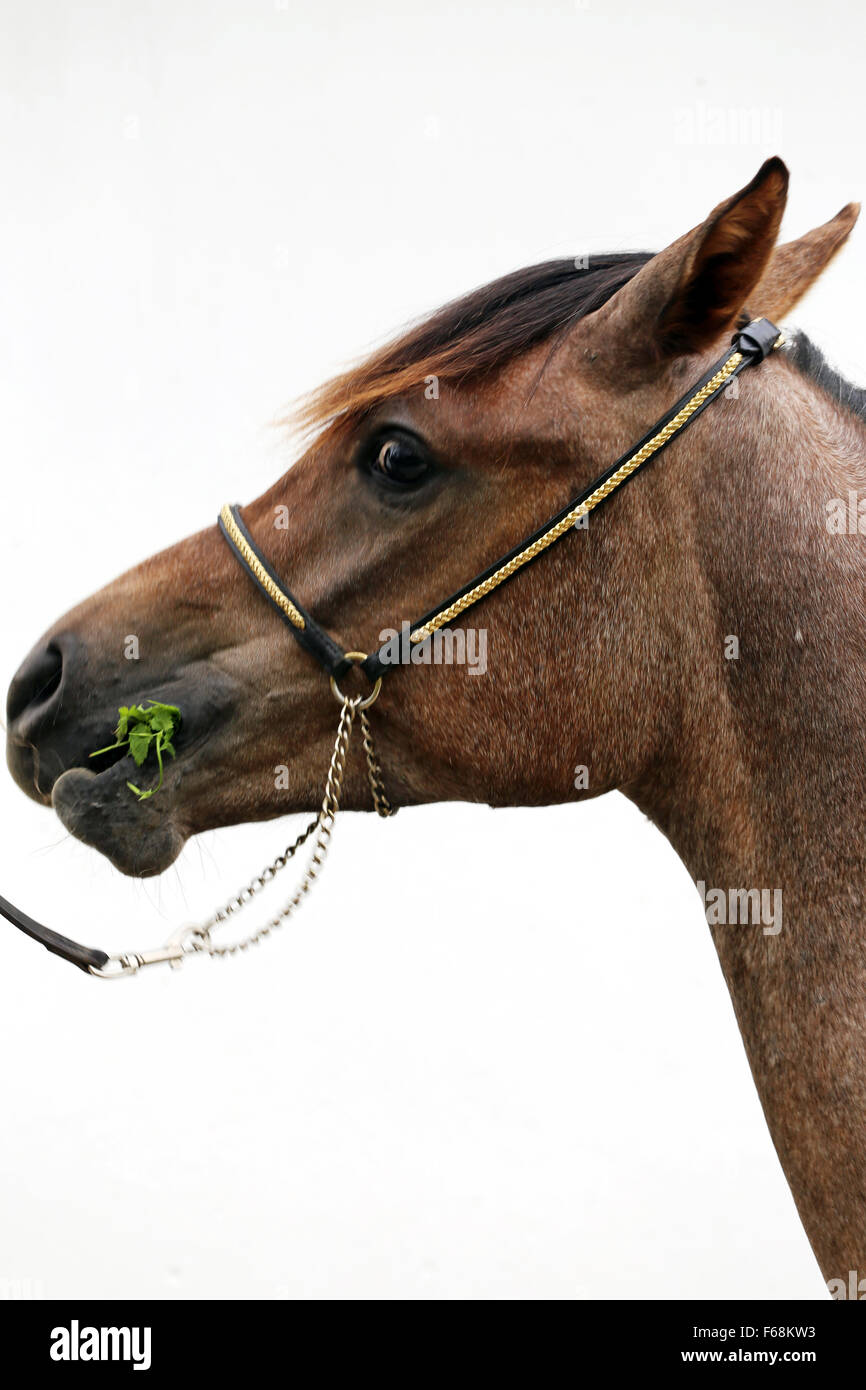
[5, 631, 239, 874]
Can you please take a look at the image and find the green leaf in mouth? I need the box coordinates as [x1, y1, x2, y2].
[90, 700, 182, 802]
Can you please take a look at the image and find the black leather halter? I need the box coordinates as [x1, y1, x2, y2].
[220, 319, 782, 685]
[2, 318, 782, 973]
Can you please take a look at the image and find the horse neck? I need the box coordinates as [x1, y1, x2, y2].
[626, 355, 866, 1282]
[632, 355, 866, 882]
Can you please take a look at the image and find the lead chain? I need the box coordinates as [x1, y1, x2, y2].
[198, 817, 319, 932]
[360, 708, 393, 818]
[182, 694, 392, 961]
[183, 697, 356, 959]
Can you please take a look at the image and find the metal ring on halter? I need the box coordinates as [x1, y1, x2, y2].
[329, 651, 383, 710]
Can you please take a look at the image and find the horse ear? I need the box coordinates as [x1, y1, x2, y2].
[744, 203, 860, 320]
[594, 157, 789, 359]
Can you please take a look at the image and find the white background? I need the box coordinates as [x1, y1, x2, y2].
[1, 0, 862, 1300]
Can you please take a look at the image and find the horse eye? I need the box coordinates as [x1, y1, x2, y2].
[371, 437, 431, 487]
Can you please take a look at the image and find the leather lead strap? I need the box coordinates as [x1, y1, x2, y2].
[0, 893, 109, 973]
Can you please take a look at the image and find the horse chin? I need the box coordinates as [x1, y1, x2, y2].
[52, 765, 186, 877]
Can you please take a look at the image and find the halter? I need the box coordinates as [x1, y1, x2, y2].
[1, 318, 783, 976]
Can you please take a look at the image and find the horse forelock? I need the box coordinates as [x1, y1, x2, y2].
[292, 252, 653, 435]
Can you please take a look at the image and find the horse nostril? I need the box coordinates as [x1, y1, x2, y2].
[6, 641, 65, 728]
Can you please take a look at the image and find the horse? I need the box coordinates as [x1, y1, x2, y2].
[6, 155, 865, 1289]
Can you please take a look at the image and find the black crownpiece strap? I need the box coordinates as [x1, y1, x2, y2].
[0, 893, 109, 973]
[363, 317, 783, 680]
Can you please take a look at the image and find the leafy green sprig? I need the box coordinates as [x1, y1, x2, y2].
[90, 700, 182, 801]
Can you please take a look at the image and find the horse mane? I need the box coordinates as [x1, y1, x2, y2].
[785, 331, 866, 423]
[295, 250, 866, 434]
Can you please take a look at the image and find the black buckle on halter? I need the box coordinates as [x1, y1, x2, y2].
[734, 317, 783, 362]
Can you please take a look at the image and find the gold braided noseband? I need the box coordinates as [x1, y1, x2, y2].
[219, 503, 306, 631]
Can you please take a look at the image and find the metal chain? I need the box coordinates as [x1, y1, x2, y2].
[204, 686, 394, 945]
[360, 708, 394, 818]
[198, 816, 319, 933]
[183, 695, 358, 960]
